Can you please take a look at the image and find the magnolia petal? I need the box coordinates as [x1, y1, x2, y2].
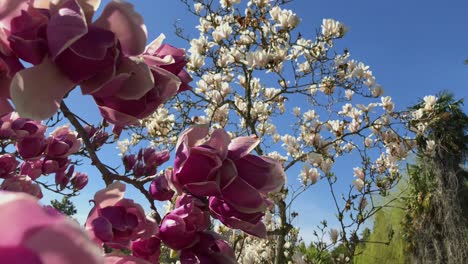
[0, 98, 13, 116]
[10, 57, 75, 120]
[184, 181, 221, 197]
[175, 125, 209, 151]
[0, 0, 29, 30]
[93, 1, 147, 56]
[93, 181, 126, 208]
[47, 0, 88, 58]
[235, 155, 286, 193]
[144, 33, 165, 55]
[113, 57, 154, 100]
[205, 129, 231, 160]
[228, 136, 260, 160]
[151, 66, 181, 102]
[97, 105, 138, 126]
[221, 176, 267, 214]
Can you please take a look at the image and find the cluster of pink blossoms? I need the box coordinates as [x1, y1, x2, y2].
[0, 0, 191, 125]
[0, 112, 87, 196]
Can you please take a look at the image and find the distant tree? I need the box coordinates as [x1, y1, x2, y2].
[50, 196, 77, 217]
[403, 92, 468, 264]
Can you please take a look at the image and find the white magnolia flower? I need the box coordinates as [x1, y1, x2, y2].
[212, 22, 233, 42]
[194, 3, 203, 14]
[423, 95, 437, 111]
[353, 167, 365, 180]
[321, 19, 346, 38]
[353, 178, 365, 192]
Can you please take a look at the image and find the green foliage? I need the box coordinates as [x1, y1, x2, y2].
[297, 241, 333, 264]
[50, 196, 77, 217]
[353, 202, 408, 264]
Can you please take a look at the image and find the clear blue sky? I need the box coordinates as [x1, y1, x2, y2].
[43, 0, 468, 243]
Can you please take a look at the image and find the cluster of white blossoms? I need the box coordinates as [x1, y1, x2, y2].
[140, 107, 177, 145]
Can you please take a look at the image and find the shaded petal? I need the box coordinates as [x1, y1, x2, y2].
[0, 246, 42, 264]
[0, 98, 13, 116]
[151, 66, 180, 103]
[221, 176, 267, 214]
[228, 136, 260, 160]
[47, 0, 88, 58]
[10, 57, 75, 120]
[112, 57, 154, 100]
[235, 155, 286, 193]
[184, 181, 221, 197]
[93, 1, 147, 56]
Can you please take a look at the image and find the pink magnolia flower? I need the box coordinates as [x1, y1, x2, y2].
[5, 0, 152, 121]
[131, 236, 161, 263]
[71, 171, 88, 190]
[45, 125, 82, 158]
[180, 231, 237, 264]
[158, 195, 210, 250]
[143, 33, 192, 92]
[42, 157, 70, 175]
[149, 169, 175, 201]
[6, 112, 46, 139]
[19, 159, 43, 180]
[85, 181, 157, 249]
[0, 153, 19, 178]
[173, 126, 285, 237]
[172, 126, 225, 196]
[15, 135, 46, 160]
[0, 191, 103, 264]
[84, 125, 109, 149]
[1, 175, 42, 199]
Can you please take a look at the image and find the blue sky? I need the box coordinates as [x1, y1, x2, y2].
[42, 0, 468, 243]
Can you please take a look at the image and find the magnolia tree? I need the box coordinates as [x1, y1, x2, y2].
[0, 0, 436, 263]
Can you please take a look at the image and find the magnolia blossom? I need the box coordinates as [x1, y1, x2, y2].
[0, 191, 102, 264]
[159, 195, 210, 250]
[1, 0, 188, 125]
[45, 125, 82, 158]
[0, 154, 18, 178]
[321, 19, 345, 38]
[85, 182, 157, 249]
[1, 175, 43, 198]
[423, 95, 437, 111]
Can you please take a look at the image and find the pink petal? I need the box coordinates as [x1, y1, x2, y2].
[0, 0, 29, 31]
[93, 181, 126, 208]
[0, 98, 13, 116]
[205, 129, 231, 160]
[151, 66, 181, 102]
[228, 136, 260, 160]
[221, 176, 267, 214]
[112, 57, 154, 100]
[47, 0, 88, 58]
[235, 155, 286, 193]
[176, 125, 209, 151]
[10, 57, 75, 120]
[93, 1, 147, 56]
